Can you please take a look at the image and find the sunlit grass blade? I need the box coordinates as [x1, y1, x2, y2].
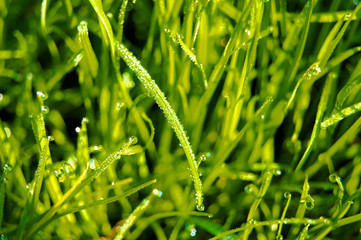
[166, 29, 208, 88]
[117, 0, 128, 42]
[77, 21, 99, 78]
[115, 42, 204, 211]
[321, 101, 361, 128]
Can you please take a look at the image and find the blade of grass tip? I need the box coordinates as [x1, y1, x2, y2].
[141, 113, 155, 150]
[288, 175, 310, 238]
[78, 21, 99, 78]
[294, 73, 333, 174]
[165, 29, 208, 88]
[113, 189, 162, 240]
[335, 74, 361, 110]
[329, 174, 344, 215]
[276, 192, 292, 240]
[318, 3, 361, 66]
[117, 0, 128, 42]
[243, 170, 273, 240]
[115, 42, 205, 211]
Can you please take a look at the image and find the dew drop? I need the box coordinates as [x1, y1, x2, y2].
[355, 0, 360, 5]
[90, 158, 96, 170]
[329, 173, 338, 183]
[75, 127, 81, 133]
[128, 136, 138, 145]
[55, 167, 66, 182]
[74, 53, 83, 67]
[273, 169, 282, 176]
[0, 93, 3, 102]
[41, 105, 49, 114]
[190, 227, 197, 237]
[4, 128, 11, 138]
[0, 234, 7, 240]
[304, 195, 315, 210]
[3, 164, 13, 173]
[152, 189, 163, 197]
[26, 72, 33, 81]
[244, 184, 254, 193]
[247, 219, 257, 225]
[196, 203, 205, 211]
[47, 135, 54, 141]
[344, 13, 352, 20]
[271, 224, 278, 231]
[36, 91, 48, 100]
[82, 117, 89, 124]
[305, 1, 310, 7]
[284, 192, 292, 199]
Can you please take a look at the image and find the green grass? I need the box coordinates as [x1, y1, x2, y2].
[1, 0, 361, 239]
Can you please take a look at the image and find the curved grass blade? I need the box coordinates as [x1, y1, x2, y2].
[294, 73, 333, 173]
[321, 101, 361, 128]
[165, 29, 208, 89]
[115, 42, 204, 211]
[335, 74, 361, 110]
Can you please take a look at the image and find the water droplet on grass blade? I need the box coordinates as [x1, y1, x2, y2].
[36, 91, 48, 100]
[75, 127, 81, 133]
[303, 195, 315, 210]
[3, 164, 13, 173]
[329, 173, 339, 182]
[82, 117, 89, 124]
[47, 135, 54, 141]
[196, 203, 205, 211]
[41, 105, 49, 114]
[247, 219, 257, 225]
[152, 189, 163, 197]
[90, 158, 96, 169]
[284, 192, 292, 199]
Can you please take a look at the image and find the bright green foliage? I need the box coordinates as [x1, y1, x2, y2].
[1, 0, 361, 239]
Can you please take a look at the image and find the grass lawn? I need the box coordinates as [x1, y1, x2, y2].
[1, 0, 361, 239]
